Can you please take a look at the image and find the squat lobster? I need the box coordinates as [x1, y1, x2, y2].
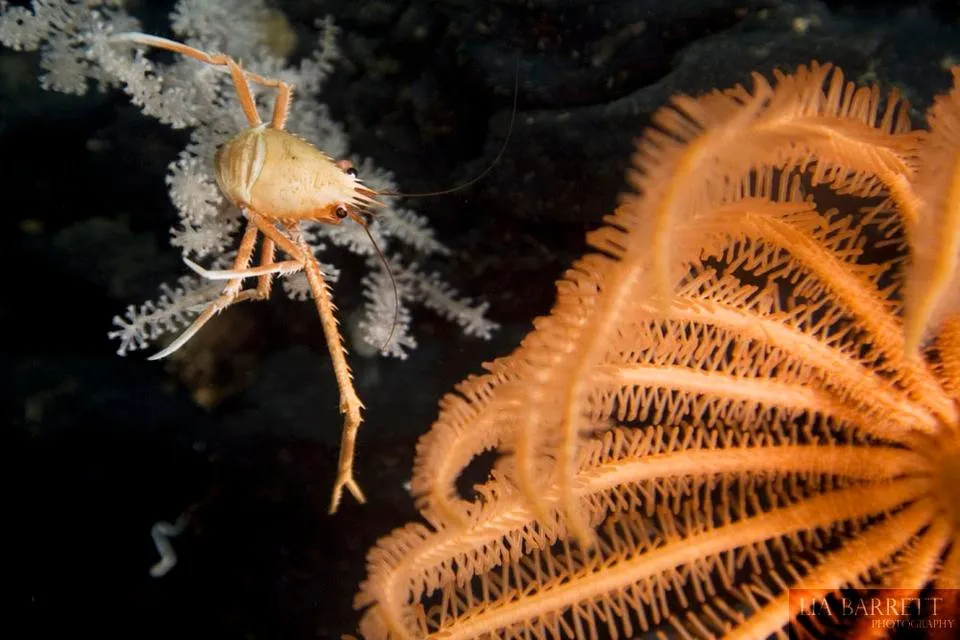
[109, 32, 379, 513]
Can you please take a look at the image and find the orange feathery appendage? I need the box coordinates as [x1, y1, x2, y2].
[904, 68, 960, 354]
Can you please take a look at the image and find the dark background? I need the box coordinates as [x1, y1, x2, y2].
[3, 0, 958, 637]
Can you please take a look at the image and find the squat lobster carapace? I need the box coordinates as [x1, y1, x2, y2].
[108, 32, 387, 513]
[212, 125, 380, 223]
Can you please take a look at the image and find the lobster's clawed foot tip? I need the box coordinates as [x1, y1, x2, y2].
[183, 257, 207, 276]
[327, 477, 366, 514]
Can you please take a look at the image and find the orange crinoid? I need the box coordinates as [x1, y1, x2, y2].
[355, 63, 960, 639]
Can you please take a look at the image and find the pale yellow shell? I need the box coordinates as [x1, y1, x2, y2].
[213, 126, 377, 222]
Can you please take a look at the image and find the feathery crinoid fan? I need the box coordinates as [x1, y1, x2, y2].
[355, 63, 960, 639]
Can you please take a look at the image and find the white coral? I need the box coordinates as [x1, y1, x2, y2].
[2, 0, 499, 357]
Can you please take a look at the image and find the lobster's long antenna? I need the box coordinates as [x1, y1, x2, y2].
[379, 57, 521, 199]
[349, 211, 400, 352]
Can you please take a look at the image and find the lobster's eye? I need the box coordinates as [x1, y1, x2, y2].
[335, 206, 349, 219]
[345, 167, 358, 178]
